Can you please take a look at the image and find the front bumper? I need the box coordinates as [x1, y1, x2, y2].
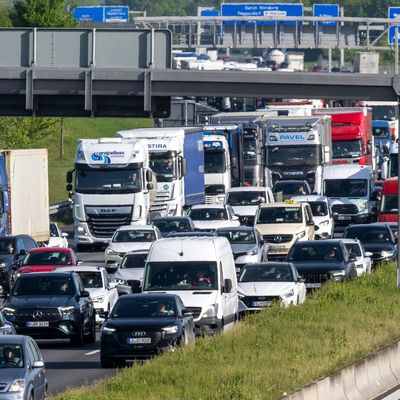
[333, 213, 370, 226]
[194, 316, 223, 335]
[13, 319, 80, 339]
[0, 392, 26, 400]
[315, 225, 333, 239]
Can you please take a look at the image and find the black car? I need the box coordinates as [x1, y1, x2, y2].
[2, 272, 96, 346]
[100, 293, 195, 367]
[0, 235, 38, 290]
[152, 216, 195, 237]
[343, 223, 397, 265]
[287, 240, 357, 290]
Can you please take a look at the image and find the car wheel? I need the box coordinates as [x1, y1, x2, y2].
[100, 357, 114, 368]
[76, 244, 87, 253]
[84, 314, 96, 344]
[70, 324, 84, 347]
[8, 269, 17, 290]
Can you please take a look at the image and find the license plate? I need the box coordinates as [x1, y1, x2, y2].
[26, 321, 49, 327]
[306, 283, 322, 289]
[251, 301, 271, 307]
[338, 216, 351, 220]
[269, 245, 287, 250]
[127, 337, 151, 344]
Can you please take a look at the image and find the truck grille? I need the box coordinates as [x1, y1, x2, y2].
[15, 308, 61, 322]
[205, 184, 225, 195]
[300, 272, 331, 284]
[331, 204, 358, 214]
[267, 254, 287, 262]
[263, 234, 293, 243]
[86, 210, 132, 238]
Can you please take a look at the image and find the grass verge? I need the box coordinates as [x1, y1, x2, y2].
[54, 262, 400, 400]
[47, 118, 152, 204]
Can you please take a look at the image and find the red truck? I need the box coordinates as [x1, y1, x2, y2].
[313, 108, 373, 166]
[378, 177, 398, 223]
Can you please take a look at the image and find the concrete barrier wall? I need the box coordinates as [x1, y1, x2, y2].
[284, 340, 400, 400]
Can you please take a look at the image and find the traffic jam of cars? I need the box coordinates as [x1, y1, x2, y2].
[0, 101, 398, 398]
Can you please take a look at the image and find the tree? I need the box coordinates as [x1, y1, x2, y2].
[10, 0, 78, 28]
[0, 5, 11, 27]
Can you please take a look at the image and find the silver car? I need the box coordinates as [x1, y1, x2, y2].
[0, 335, 47, 400]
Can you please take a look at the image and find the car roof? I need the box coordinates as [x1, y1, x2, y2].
[340, 238, 361, 244]
[345, 223, 390, 229]
[18, 271, 76, 278]
[153, 216, 191, 221]
[167, 232, 215, 237]
[115, 225, 155, 232]
[227, 187, 270, 192]
[216, 226, 255, 232]
[243, 262, 292, 268]
[28, 247, 72, 253]
[118, 293, 179, 301]
[292, 239, 343, 246]
[124, 249, 150, 256]
[57, 265, 104, 273]
[259, 201, 303, 209]
[0, 335, 29, 345]
[291, 195, 328, 202]
[273, 180, 308, 184]
[190, 204, 226, 210]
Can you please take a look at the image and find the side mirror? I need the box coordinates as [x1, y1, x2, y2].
[181, 157, 187, 177]
[223, 278, 232, 293]
[66, 183, 73, 192]
[19, 249, 26, 256]
[365, 252, 373, 257]
[130, 280, 141, 293]
[146, 169, 153, 182]
[66, 170, 73, 184]
[33, 360, 44, 368]
[297, 277, 305, 283]
[61, 232, 69, 238]
[99, 310, 109, 319]
[80, 290, 90, 298]
[307, 220, 315, 226]
[146, 183, 154, 191]
[181, 309, 193, 317]
[349, 256, 357, 262]
[109, 282, 118, 289]
[232, 215, 239, 222]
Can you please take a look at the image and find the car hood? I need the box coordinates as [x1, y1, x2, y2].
[256, 223, 304, 235]
[193, 220, 238, 230]
[108, 243, 152, 253]
[231, 205, 259, 217]
[291, 262, 348, 272]
[19, 265, 73, 273]
[86, 287, 105, 297]
[230, 243, 258, 255]
[0, 255, 15, 267]
[113, 269, 144, 281]
[238, 282, 295, 296]
[105, 317, 180, 330]
[0, 368, 25, 383]
[6, 295, 76, 308]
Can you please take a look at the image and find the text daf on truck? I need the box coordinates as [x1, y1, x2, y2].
[67, 138, 153, 251]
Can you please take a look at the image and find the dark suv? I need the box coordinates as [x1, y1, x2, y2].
[2, 271, 96, 346]
[0, 235, 38, 290]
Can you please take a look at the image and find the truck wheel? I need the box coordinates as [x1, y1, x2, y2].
[84, 315, 96, 344]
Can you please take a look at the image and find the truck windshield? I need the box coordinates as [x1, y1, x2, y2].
[204, 150, 226, 173]
[149, 156, 177, 182]
[324, 179, 368, 198]
[373, 126, 389, 138]
[371, 106, 398, 121]
[389, 154, 398, 178]
[266, 145, 319, 167]
[243, 138, 257, 160]
[75, 167, 142, 194]
[227, 191, 265, 206]
[332, 140, 362, 159]
[380, 194, 398, 214]
[144, 261, 218, 291]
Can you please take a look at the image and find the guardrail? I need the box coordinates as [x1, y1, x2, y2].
[49, 200, 72, 216]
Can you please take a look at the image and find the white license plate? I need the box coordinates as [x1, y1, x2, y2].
[127, 337, 151, 344]
[269, 245, 287, 250]
[338, 216, 351, 220]
[306, 283, 322, 289]
[26, 321, 49, 327]
[251, 301, 271, 307]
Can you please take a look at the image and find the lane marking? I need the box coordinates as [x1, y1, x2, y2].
[85, 349, 100, 356]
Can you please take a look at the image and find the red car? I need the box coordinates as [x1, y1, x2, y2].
[18, 247, 79, 274]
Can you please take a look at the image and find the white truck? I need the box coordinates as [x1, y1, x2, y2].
[381, 141, 398, 180]
[116, 127, 205, 219]
[264, 116, 332, 194]
[0, 149, 49, 242]
[67, 138, 153, 251]
[322, 165, 374, 226]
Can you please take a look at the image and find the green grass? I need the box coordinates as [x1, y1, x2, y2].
[54, 263, 400, 400]
[47, 118, 152, 204]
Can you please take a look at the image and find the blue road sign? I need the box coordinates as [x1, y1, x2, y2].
[104, 6, 129, 23]
[73, 6, 104, 23]
[221, 3, 303, 26]
[313, 4, 339, 27]
[389, 7, 400, 44]
[200, 9, 220, 17]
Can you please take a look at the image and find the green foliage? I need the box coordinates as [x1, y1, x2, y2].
[9, 0, 78, 28]
[53, 263, 400, 400]
[0, 4, 10, 26]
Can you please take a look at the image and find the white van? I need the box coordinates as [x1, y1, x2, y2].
[143, 236, 238, 335]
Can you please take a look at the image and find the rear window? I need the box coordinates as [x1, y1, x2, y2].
[113, 230, 155, 243]
[22, 251, 71, 266]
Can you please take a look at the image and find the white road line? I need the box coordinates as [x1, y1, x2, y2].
[84, 349, 100, 356]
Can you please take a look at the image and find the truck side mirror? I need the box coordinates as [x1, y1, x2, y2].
[223, 278, 232, 294]
[146, 169, 153, 182]
[66, 184, 73, 192]
[181, 158, 187, 177]
[66, 170, 73, 184]
[366, 140, 372, 155]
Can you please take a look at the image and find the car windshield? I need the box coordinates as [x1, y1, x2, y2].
[308, 201, 328, 217]
[152, 219, 191, 233]
[332, 140, 362, 159]
[226, 191, 265, 206]
[345, 243, 362, 257]
[111, 298, 177, 319]
[144, 262, 218, 291]
[217, 229, 256, 244]
[77, 272, 102, 288]
[149, 156, 177, 183]
[324, 179, 368, 198]
[0, 345, 24, 368]
[0, 239, 16, 255]
[239, 264, 293, 282]
[188, 208, 227, 221]
[344, 227, 392, 243]
[50, 224, 59, 237]
[380, 194, 398, 214]
[12, 276, 75, 296]
[373, 126, 389, 138]
[257, 207, 302, 224]
[288, 244, 343, 262]
[273, 182, 309, 196]
[204, 151, 226, 173]
[22, 251, 72, 266]
[266, 145, 319, 167]
[120, 253, 147, 269]
[112, 230, 155, 243]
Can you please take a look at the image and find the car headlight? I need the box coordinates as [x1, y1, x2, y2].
[246, 249, 258, 256]
[319, 220, 329, 227]
[358, 202, 367, 210]
[296, 231, 306, 239]
[0, 263, 6, 269]
[76, 226, 85, 233]
[92, 296, 105, 303]
[330, 270, 346, 282]
[162, 325, 178, 334]
[9, 379, 25, 392]
[281, 289, 295, 299]
[381, 250, 394, 258]
[2, 307, 15, 316]
[58, 306, 75, 315]
[102, 326, 116, 335]
[105, 248, 118, 256]
[114, 278, 127, 285]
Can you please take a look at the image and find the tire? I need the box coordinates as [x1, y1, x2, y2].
[100, 357, 114, 368]
[84, 314, 96, 344]
[76, 244, 87, 253]
[70, 324, 84, 347]
[8, 269, 17, 290]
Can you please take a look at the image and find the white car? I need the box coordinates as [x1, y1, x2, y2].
[341, 238, 372, 276]
[187, 204, 240, 232]
[58, 265, 119, 323]
[48, 222, 68, 248]
[104, 225, 161, 272]
[238, 262, 306, 314]
[111, 249, 148, 295]
[292, 195, 334, 239]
